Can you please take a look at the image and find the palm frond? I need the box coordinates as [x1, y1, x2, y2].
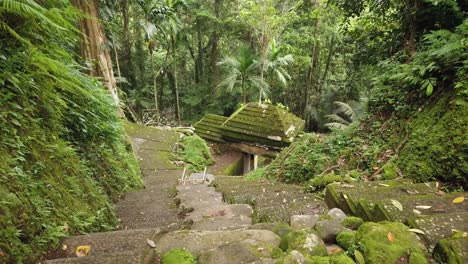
[325, 114, 350, 125]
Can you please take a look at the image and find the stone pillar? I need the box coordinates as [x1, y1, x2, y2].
[253, 155, 258, 170]
[242, 153, 252, 175]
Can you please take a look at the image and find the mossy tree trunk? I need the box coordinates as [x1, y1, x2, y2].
[72, 0, 122, 116]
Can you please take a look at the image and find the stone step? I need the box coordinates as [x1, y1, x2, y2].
[155, 230, 281, 256]
[43, 229, 161, 264]
[407, 211, 468, 249]
[186, 204, 253, 222]
[43, 251, 154, 264]
[117, 206, 180, 230]
[324, 180, 468, 249]
[190, 215, 252, 231]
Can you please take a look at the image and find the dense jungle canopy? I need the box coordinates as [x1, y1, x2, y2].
[0, 0, 466, 263]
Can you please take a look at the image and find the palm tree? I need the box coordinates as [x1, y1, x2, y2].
[325, 100, 367, 130]
[217, 46, 268, 103]
[265, 40, 294, 87]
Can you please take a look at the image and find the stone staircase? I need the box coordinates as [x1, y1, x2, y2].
[41, 125, 281, 264]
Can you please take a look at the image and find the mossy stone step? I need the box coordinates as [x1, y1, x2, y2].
[213, 176, 326, 223]
[407, 212, 468, 249]
[324, 180, 467, 249]
[433, 235, 468, 264]
[44, 229, 161, 264]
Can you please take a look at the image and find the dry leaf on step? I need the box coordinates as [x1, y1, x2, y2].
[452, 197, 465, 204]
[391, 199, 403, 211]
[408, 229, 426, 235]
[146, 239, 156, 248]
[75, 245, 90, 257]
[415, 205, 431, 209]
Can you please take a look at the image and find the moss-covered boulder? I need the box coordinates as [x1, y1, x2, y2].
[336, 231, 356, 250]
[162, 248, 196, 264]
[354, 222, 428, 264]
[432, 234, 468, 264]
[280, 230, 328, 257]
[341, 217, 364, 230]
[194, 114, 228, 143]
[220, 103, 304, 148]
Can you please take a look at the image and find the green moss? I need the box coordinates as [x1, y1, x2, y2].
[162, 248, 196, 264]
[432, 236, 467, 264]
[331, 254, 356, 264]
[282, 230, 328, 257]
[409, 252, 428, 264]
[341, 217, 364, 230]
[177, 135, 215, 172]
[244, 167, 267, 180]
[381, 161, 398, 180]
[397, 93, 468, 188]
[223, 157, 244, 176]
[273, 223, 294, 239]
[309, 173, 344, 190]
[354, 222, 428, 264]
[336, 231, 356, 250]
[306, 256, 331, 264]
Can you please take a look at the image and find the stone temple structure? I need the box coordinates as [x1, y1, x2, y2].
[194, 102, 304, 174]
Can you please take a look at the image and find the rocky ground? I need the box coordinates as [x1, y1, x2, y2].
[40, 124, 467, 264]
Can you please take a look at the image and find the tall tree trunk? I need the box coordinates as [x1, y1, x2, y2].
[167, 69, 180, 124]
[72, 0, 122, 116]
[121, 0, 136, 87]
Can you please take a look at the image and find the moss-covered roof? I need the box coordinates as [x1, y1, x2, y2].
[220, 103, 304, 148]
[194, 114, 228, 143]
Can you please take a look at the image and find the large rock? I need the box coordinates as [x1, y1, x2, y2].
[327, 208, 347, 222]
[155, 230, 281, 256]
[280, 230, 328, 257]
[290, 215, 319, 229]
[198, 240, 281, 264]
[315, 219, 348, 243]
[354, 222, 428, 264]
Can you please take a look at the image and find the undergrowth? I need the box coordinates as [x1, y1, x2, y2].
[261, 22, 467, 190]
[0, 2, 142, 263]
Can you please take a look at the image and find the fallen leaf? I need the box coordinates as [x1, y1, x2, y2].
[415, 205, 432, 209]
[0, 249, 5, 257]
[61, 244, 67, 251]
[378, 183, 390, 187]
[387, 231, 394, 242]
[354, 250, 365, 264]
[262, 188, 265, 193]
[413, 209, 421, 215]
[146, 239, 156, 248]
[452, 197, 465, 204]
[75, 245, 90, 257]
[330, 248, 343, 254]
[408, 229, 426, 235]
[391, 199, 403, 211]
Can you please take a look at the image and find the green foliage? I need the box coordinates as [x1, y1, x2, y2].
[370, 21, 468, 115]
[162, 248, 196, 264]
[244, 167, 267, 180]
[0, 1, 141, 262]
[177, 135, 214, 172]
